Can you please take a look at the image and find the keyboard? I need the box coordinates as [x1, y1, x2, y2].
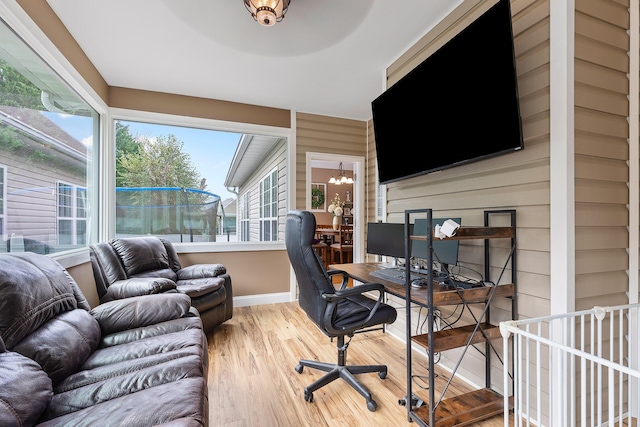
[370, 267, 421, 285]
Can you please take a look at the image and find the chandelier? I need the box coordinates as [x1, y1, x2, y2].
[328, 162, 354, 185]
[244, 0, 291, 27]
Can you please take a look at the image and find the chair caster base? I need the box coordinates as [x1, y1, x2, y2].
[304, 390, 313, 402]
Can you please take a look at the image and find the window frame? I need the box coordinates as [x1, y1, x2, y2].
[108, 108, 291, 253]
[0, 164, 6, 238]
[259, 168, 278, 242]
[56, 181, 87, 247]
[239, 191, 250, 242]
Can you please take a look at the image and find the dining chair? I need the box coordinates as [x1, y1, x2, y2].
[330, 224, 353, 264]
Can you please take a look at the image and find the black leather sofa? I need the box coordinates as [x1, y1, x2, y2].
[90, 236, 233, 333]
[0, 252, 209, 426]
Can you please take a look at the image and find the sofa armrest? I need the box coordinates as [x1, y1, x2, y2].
[177, 263, 226, 280]
[90, 293, 192, 335]
[101, 277, 177, 302]
[0, 350, 53, 426]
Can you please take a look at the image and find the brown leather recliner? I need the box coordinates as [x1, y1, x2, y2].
[90, 236, 233, 333]
[0, 252, 209, 426]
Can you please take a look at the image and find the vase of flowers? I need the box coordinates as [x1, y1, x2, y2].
[328, 193, 345, 230]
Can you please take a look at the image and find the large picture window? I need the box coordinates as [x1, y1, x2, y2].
[114, 119, 288, 244]
[0, 19, 97, 254]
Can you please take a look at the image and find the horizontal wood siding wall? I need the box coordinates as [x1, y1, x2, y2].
[365, 119, 377, 262]
[574, 0, 630, 309]
[378, 0, 550, 389]
[294, 113, 367, 211]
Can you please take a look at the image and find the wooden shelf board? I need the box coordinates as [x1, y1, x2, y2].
[410, 226, 515, 241]
[432, 284, 514, 306]
[412, 388, 512, 427]
[411, 322, 501, 353]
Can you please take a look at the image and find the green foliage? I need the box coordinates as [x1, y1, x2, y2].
[0, 125, 24, 151]
[0, 59, 44, 110]
[118, 133, 201, 189]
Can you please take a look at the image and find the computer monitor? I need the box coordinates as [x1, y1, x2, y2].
[412, 218, 461, 272]
[366, 222, 412, 259]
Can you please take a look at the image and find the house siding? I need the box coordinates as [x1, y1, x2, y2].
[238, 140, 287, 242]
[374, 0, 551, 390]
[574, 0, 630, 310]
[294, 113, 367, 211]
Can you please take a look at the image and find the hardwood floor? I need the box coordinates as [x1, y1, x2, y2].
[207, 302, 510, 427]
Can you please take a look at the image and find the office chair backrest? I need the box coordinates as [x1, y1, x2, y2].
[285, 210, 335, 329]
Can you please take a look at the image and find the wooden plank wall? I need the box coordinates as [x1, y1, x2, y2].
[375, 0, 552, 390]
[574, 0, 630, 309]
[294, 113, 368, 212]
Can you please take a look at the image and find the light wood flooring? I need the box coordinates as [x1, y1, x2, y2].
[207, 302, 510, 427]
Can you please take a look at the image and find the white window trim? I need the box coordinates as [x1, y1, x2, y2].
[0, 164, 6, 238]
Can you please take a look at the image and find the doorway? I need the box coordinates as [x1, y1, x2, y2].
[306, 152, 365, 264]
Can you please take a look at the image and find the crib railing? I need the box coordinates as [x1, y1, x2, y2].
[500, 304, 640, 427]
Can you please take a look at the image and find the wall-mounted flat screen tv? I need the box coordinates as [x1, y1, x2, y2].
[371, 0, 523, 185]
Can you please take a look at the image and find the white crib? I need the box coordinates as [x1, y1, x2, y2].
[500, 304, 640, 426]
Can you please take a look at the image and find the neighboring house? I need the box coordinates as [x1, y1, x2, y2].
[217, 197, 237, 238]
[0, 105, 87, 253]
[224, 134, 287, 242]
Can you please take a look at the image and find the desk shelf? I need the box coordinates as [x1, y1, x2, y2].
[411, 322, 501, 353]
[403, 209, 516, 427]
[411, 388, 512, 427]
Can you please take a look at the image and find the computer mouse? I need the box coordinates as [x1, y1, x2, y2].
[411, 278, 427, 288]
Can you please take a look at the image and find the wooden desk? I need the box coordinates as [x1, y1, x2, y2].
[330, 262, 514, 308]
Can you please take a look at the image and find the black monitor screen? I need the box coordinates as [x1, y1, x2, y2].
[366, 222, 411, 259]
[412, 218, 461, 269]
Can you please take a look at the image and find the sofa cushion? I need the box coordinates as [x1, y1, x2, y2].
[111, 236, 172, 276]
[0, 350, 53, 426]
[13, 309, 101, 386]
[0, 252, 91, 349]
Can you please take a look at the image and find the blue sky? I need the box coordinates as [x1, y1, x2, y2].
[43, 112, 241, 200]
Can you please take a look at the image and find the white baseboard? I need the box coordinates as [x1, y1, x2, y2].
[233, 292, 292, 307]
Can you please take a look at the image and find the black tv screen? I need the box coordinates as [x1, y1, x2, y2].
[371, 0, 523, 185]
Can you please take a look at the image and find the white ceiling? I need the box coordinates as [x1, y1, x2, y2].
[45, 0, 463, 121]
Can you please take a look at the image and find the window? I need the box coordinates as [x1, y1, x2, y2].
[114, 119, 288, 244]
[259, 168, 278, 242]
[57, 182, 87, 246]
[239, 192, 250, 242]
[0, 19, 97, 254]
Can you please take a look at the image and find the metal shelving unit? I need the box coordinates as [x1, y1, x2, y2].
[402, 208, 517, 427]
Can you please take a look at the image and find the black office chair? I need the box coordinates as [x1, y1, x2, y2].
[285, 210, 398, 411]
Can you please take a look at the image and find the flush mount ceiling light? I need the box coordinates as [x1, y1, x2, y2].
[244, 0, 291, 27]
[328, 162, 354, 185]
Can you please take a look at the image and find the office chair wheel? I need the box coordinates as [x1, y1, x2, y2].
[304, 390, 313, 403]
[295, 364, 303, 374]
[378, 370, 387, 379]
[367, 399, 377, 412]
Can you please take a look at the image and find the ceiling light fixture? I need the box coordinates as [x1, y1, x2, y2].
[328, 162, 354, 185]
[244, 0, 291, 27]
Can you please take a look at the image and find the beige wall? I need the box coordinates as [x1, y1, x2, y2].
[376, 0, 550, 389]
[374, 0, 633, 405]
[574, 0, 630, 309]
